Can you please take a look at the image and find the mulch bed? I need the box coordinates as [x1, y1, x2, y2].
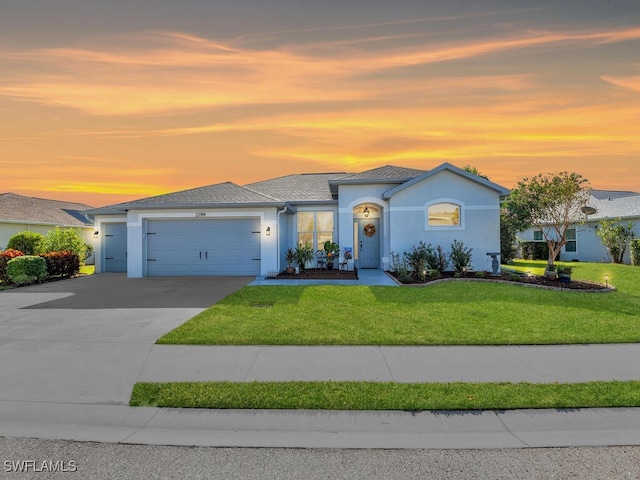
[390, 271, 611, 291]
[271, 268, 358, 280]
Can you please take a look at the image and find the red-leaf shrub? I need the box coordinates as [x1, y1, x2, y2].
[40, 251, 80, 278]
[0, 249, 24, 284]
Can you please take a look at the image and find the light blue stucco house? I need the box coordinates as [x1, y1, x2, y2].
[87, 162, 509, 277]
[518, 190, 640, 264]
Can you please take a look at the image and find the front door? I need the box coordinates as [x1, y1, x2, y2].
[357, 218, 380, 268]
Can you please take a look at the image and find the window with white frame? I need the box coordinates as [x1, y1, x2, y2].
[565, 228, 577, 252]
[427, 202, 460, 226]
[297, 211, 333, 249]
[533, 230, 543, 241]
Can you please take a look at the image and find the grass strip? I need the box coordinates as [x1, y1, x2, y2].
[130, 380, 640, 410]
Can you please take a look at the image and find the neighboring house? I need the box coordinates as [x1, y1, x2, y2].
[87, 162, 509, 277]
[0, 192, 95, 251]
[518, 190, 640, 264]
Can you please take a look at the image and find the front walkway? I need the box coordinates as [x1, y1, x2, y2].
[249, 268, 398, 286]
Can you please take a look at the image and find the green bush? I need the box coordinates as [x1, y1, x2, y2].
[6, 255, 48, 285]
[631, 239, 640, 266]
[449, 239, 473, 274]
[39, 228, 89, 264]
[40, 251, 80, 278]
[0, 249, 24, 284]
[520, 241, 550, 261]
[7, 231, 44, 255]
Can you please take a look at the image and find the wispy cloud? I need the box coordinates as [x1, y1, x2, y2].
[1, 25, 639, 116]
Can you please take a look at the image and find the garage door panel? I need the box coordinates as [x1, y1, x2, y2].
[146, 218, 260, 276]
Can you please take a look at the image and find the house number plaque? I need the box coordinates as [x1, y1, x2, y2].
[195, 213, 206, 218]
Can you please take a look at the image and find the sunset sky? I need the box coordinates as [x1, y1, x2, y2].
[2, 0, 640, 207]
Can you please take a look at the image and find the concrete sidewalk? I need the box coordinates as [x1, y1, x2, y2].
[138, 344, 640, 384]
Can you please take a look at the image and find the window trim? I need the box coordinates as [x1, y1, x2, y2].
[564, 227, 577, 253]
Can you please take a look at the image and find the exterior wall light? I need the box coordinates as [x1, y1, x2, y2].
[266, 226, 271, 236]
[94, 230, 99, 238]
[363, 205, 370, 217]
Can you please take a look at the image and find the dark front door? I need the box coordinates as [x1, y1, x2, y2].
[358, 218, 380, 268]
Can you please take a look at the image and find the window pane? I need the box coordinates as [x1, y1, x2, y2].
[297, 212, 314, 232]
[565, 241, 577, 252]
[533, 231, 543, 241]
[428, 203, 460, 226]
[298, 232, 313, 247]
[316, 211, 334, 232]
[317, 232, 333, 247]
[566, 228, 576, 240]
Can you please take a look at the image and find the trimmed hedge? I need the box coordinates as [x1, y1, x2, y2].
[519, 241, 560, 261]
[40, 251, 80, 278]
[0, 249, 24, 284]
[6, 255, 48, 286]
[7, 231, 44, 255]
[631, 239, 640, 266]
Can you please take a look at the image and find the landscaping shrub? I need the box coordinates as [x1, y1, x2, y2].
[6, 255, 48, 286]
[631, 239, 640, 266]
[390, 252, 413, 284]
[39, 228, 89, 264]
[520, 241, 550, 261]
[0, 249, 24, 284]
[40, 251, 80, 278]
[7, 231, 44, 255]
[449, 240, 473, 274]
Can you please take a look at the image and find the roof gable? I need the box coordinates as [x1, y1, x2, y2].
[0, 193, 94, 226]
[383, 162, 510, 199]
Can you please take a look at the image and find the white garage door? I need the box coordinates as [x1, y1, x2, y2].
[104, 222, 127, 273]
[146, 218, 261, 276]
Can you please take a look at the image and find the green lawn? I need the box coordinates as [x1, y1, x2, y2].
[157, 262, 640, 345]
[130, 380, 640, 410]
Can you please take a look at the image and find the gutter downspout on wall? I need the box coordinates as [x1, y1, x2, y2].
[276, 205, 289, 273]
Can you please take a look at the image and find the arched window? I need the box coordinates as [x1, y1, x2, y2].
[427, 202, 460, 226]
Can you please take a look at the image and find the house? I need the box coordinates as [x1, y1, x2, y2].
[87, 162, 509, 277]
[0, 192, 95, 251]
[518, 190, 640, 263]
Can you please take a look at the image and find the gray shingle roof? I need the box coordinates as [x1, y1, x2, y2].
[585, 190, 640, 220]
[0, 193, 94, 226]
[110, 182, 282, 209]
[333, 165, 425, 183]
[246, 173, 347, 202]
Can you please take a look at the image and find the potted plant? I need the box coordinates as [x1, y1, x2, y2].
[323, 240, 340, 270]
[544, 264, 558, 280]
[556, 265, 572, 283]
[295, 243, 314, 271]
[285, 248, 297, 274]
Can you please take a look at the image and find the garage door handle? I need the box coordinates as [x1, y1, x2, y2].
[205, 251, 208, 260]
[199, 251, 202, 259]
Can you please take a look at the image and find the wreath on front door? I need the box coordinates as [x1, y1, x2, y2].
[363, 223, 376, 237]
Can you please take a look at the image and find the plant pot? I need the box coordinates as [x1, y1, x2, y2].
[286, 266, 295, 274]
[558, 274, 571, 284]
[544, 270, 558, 280]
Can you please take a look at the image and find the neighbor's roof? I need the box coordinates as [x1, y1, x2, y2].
[247, 172, 347, 202]
[103, 182, 284, 210]
[0, 193, 94, 227]
[585, 190, 640, 220]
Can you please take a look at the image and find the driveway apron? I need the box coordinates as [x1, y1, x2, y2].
[0, 274, 252, 405]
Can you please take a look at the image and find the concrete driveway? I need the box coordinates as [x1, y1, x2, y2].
[0, 274, 252, 405]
